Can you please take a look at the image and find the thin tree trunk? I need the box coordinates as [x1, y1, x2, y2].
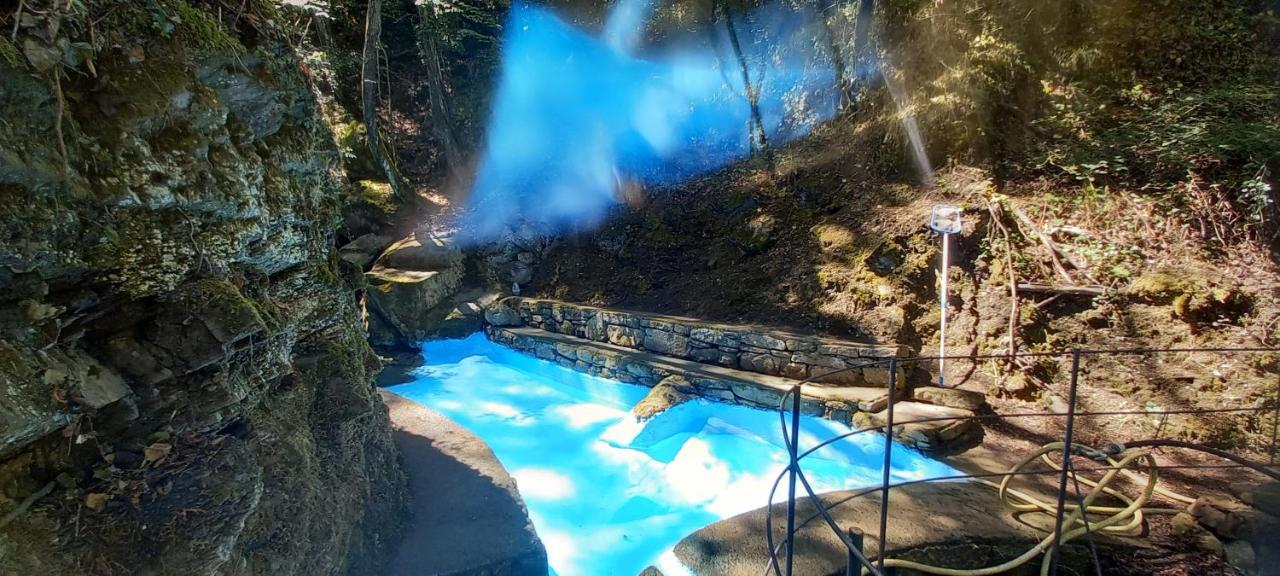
[361, 0, 412, 202]
[415, 3, 463, 173]
[817, 0, 852, 109]
[851, 0, 875, 91]
[716, 2, 768, 159]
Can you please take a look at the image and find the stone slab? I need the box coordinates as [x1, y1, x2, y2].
[375, 232, 463, 271]
[854, 402, 983, 455]
[380, 391, 548, 576]
[365, 264, 466, 347]
[673, 482, 1142, 576]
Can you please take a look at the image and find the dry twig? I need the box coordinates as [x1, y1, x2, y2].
[987, 199, 1020, 358]
[0, 481, 56, 530]
[1009, 203, 1075, 285]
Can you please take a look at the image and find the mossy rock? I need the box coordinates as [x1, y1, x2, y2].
[173, 279, 268, 343]
[1128, 270, 1199, 304]
[334, 121, 382, 179]
[811, 223, 858, 256]
[866, 240, 906, 275]
[731, 213, 778, 254]
[1172, 287, 1252, 325]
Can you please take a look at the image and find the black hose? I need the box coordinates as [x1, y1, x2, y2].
[1109, 439, 1280, 482]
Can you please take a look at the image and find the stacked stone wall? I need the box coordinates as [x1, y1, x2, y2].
[487, 297, 905, 385]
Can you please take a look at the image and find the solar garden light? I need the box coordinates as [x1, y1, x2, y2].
[929, 205, 962, 387]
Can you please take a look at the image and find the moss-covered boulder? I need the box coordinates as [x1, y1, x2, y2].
[364, 233, 468, 348]
[0, 3, 406, 574]
[632, 376, 696, 421]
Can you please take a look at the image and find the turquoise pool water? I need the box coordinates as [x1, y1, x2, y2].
[389, 333, 955, 576]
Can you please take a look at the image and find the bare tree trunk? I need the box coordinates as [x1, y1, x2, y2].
[851, 0, 875, 92]
[716, 2, 769, 159]
[817, 0, 852, 109]
[415, 2, 463, 173]
[361, 0, 412, 202]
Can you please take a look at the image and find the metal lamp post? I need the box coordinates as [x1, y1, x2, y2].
[929, 205, 962, 387]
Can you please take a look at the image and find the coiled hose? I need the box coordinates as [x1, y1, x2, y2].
[863, 440, 1277, 576]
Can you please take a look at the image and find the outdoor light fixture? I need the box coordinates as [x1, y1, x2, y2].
[929, 205, 962, 387]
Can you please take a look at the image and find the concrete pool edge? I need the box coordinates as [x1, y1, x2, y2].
[379, 390, 549, 576]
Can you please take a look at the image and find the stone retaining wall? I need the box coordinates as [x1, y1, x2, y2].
[485, 298, 905, 386]
[487, 326, 984, 454]
[487, 327, 829, 416]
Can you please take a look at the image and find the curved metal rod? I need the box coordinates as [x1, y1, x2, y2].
[760, 456, 1280, 575]
[763, 346, 1279, 575]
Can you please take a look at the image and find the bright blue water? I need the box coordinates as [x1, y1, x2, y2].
[390, 333, 956, 576]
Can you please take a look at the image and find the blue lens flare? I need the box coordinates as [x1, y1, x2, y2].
[461, 1, 841, 242]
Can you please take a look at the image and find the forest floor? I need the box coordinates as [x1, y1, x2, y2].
[512, 117, 1280, 575]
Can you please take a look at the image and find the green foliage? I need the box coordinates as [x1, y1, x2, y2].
[154, 0, 247, 57]
[426, 0, 508, 145]
[873, 0, 1279, 246]
[354, 179, 397, 212]
[1072, 0, 1259, 86]
[0, 36, 23, 68]
[1037, 81, 1280, 245]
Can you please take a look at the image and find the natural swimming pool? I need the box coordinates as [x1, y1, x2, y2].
[389, 333, 956, 576]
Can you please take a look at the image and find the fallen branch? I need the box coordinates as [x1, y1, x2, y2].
[53, 69, 68, 171]
[12, 0, 24, 41]
[0, 481, 55, 530]
[1016, 283, 1107, 296]
[987, 198, 1019, 358]
[1009, 203, 1075, 285]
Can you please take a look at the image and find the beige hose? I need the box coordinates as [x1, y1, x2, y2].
[865, 443, 1168, 576]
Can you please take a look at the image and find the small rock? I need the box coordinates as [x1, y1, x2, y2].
[740, 332, 787, 351]
[509, 261, 533, 285]
[1189, 496, 1255, 540]
[112, 450, 144, 468]
[1194, 531, 1225, 555]
[781, 363, 808, 379]
[484, 299, 522, 327]
[607, 325, 642, 348]
[1003, 372, 1034, 395]
[338, 234, 392, 269]
[643, 329, 690, 357]
[689, 327, 739, 348]
[84, 493, 109, 512]
[913, 387, 988, 412]
[584, 314, 606, 341]
[456, 302, 483, 317]
[170, 89, 192, 110]
[1223, 540, 1256, 574]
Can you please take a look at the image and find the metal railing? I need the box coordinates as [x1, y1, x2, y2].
[766, 346, 1280, 576]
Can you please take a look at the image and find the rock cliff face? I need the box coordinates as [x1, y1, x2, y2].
[0, 3, 405, 574]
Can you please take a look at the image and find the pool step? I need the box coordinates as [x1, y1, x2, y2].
[484, 297, 906, 387]
[488, 327, 898, 417]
